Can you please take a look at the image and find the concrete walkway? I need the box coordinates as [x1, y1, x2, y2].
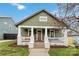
[29, 48, 49, 56]
[0, 40, 15, 43]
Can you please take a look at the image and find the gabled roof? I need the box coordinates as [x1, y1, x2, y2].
[16, 9, 67, 27]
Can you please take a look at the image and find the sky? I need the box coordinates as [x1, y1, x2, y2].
[0, 3, 58, 23]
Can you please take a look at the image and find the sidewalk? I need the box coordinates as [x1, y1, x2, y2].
[29, 48, 49, 56]
[0, 40, 15, 43]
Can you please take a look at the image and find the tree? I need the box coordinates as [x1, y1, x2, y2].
[57, 3, 79, 35]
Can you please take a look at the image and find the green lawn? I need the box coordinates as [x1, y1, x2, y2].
[0, 41, 29, 56]
[48, 47, 79, 56]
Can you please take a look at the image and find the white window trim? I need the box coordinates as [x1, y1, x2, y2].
[39, 16, 47, 22]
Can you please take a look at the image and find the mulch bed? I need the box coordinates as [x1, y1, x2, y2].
[9, 42, 28, 48]
[50, 45, 68, 48]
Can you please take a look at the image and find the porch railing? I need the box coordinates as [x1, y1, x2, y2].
[21, 36, 30, 42]
[48, 37, 64, 43]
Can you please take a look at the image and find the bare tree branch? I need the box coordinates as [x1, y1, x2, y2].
[57, 3, 79, 35]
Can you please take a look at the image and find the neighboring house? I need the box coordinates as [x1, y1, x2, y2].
[68, 30, 79, 46]
[65, 17, 79, 46]
[16, 9, 68, 48]
[0, 17, 17, 40]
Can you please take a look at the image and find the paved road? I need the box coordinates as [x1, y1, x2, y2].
[29, 48, 49, 56]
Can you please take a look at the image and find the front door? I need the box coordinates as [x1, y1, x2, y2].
[34, 29, 44, 48]
[38, 30, 41, 41]
[35, 29, 43, 42]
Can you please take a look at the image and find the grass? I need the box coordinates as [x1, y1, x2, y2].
[0, 41, 29, 56]
[48, 47, 79, 56]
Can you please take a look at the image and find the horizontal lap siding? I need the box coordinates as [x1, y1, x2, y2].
[0, 35, 3, 40]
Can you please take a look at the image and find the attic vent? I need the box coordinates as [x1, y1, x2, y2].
[39, 16, 47, 22]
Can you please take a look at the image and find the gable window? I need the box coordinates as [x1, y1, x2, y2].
[39, 16, 47, 22]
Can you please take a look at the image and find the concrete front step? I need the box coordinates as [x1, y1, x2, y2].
[34, 42, 44, 48]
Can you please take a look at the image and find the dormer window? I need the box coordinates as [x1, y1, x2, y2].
[39, 16, 47, 22]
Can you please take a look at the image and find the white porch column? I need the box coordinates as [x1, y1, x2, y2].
[17, 26, 22, 45]
[63, 28, 68, 46]
[44, 28, 50, 48]
[29, 27, 34, 48]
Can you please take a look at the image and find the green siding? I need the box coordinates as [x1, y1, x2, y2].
[19, 12, 66, 27]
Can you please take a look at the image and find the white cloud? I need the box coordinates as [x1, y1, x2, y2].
[11, 3, 25, 10]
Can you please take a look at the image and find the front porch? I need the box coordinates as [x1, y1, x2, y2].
[17, 26, 68, 48]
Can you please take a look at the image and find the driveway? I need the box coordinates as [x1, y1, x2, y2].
[29, 48, 49, 56]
